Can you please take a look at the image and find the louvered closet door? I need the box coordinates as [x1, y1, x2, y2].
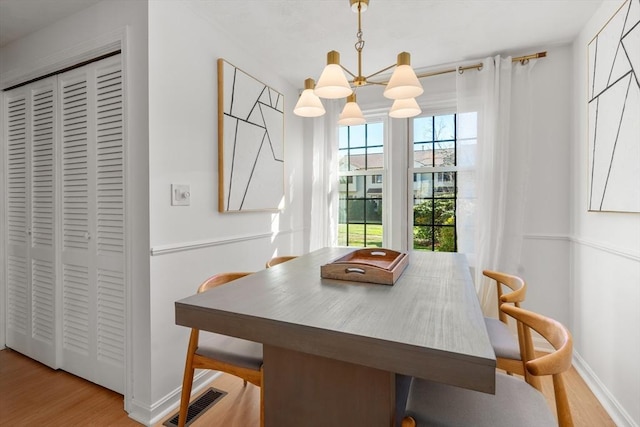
[4, 78, 58, 369]
[59, 54, 125, 393]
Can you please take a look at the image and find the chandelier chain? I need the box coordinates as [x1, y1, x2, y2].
[355, 29, 364, 53]
[354, 1, 365, 84]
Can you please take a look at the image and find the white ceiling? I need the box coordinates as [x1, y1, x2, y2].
[0, 0, 101, 47]
[1, 0, 607, 87]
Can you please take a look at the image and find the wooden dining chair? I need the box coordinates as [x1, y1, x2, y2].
[402, 304, 574, 427]
[179, 272, 263, 427]
[483, 269, 539, 389]
[265, 255, 297, 268]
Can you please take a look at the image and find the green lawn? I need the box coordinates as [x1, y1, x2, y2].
[338, 223, 453, 252]
[338, 223, 383, 247]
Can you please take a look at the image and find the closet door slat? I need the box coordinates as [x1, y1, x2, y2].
[4, 78, 58, 369]
[61, 76, 90, 252]
[30, 85, 56, 348]
[59, 54, 125, 394]
[6, 93, 29, 343]
[6, 95, 28, 246]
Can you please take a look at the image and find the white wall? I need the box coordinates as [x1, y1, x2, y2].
[0, 0, 151, 420]
[571, 1, 640, 426]
[146, 1, 306, 424]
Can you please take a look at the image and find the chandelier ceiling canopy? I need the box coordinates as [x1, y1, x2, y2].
[293, 0, 425, 124]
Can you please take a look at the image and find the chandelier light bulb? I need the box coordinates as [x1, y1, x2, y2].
[314, 51, 353, 99]
[389, 97, 422, 118]
[338, 94, 366, 126]
[294, 78, 326, 117]
[383, 52, 424, 100]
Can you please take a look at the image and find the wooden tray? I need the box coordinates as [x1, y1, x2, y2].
[320, 248, 409, 285]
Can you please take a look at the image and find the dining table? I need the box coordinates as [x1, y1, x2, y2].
[175, 246, 496, 427]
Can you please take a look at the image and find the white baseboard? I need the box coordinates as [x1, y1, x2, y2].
[572, 351, 638, 427]
[531, 337, 636, 426]
[127, 371, 221, 426]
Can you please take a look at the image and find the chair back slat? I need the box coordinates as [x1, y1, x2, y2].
[483, 270, 526, 323]
[266, 256, 297, 268]
[197, 272, 253, 293]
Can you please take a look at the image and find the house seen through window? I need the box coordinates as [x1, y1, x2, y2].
[338, 112, 477, 252]
[338, 121, 384, 247]
[411, 114, 458, 251]
[411, 112, 477, 252]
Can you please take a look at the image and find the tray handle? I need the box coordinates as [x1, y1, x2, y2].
[370, 251, 387, 256]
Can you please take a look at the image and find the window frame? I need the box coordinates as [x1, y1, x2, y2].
[337, 114, 388, 248]
[407, 107, 462, 252]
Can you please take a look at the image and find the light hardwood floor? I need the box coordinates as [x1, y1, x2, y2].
[0, 348, 615, 426]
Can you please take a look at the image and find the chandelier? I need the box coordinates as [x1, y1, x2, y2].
[293, 0, 424, 124]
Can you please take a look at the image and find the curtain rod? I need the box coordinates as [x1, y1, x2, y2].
[415, 51, 547, 79]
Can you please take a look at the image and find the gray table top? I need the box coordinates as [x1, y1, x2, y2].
[175, 247, 496, 392]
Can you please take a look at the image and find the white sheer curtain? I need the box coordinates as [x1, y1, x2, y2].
[308, 100, 340, 250]
[457, 55, 537, 316]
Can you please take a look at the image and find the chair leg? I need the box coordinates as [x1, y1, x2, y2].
[178, 366, 195, 427]
[243, 379, 248, 387]
[259, 366, 265, 427]
[553, 373, 574, 427]
[402, 416, 417, 427]
[179, 330, 199, 427]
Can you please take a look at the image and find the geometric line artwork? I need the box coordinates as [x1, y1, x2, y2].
[218, 59, 284, 212]
[588, 0, 640, 212]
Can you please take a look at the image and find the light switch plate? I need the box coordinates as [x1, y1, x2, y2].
[171, 184, 190, 206]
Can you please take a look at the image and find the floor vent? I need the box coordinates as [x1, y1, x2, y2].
[164, 387, 227, 427]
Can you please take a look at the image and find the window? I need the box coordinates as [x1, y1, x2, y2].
[411, 113, 476, 252]
[338, 121, 384, 247]
[332, 110, 476, 252]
